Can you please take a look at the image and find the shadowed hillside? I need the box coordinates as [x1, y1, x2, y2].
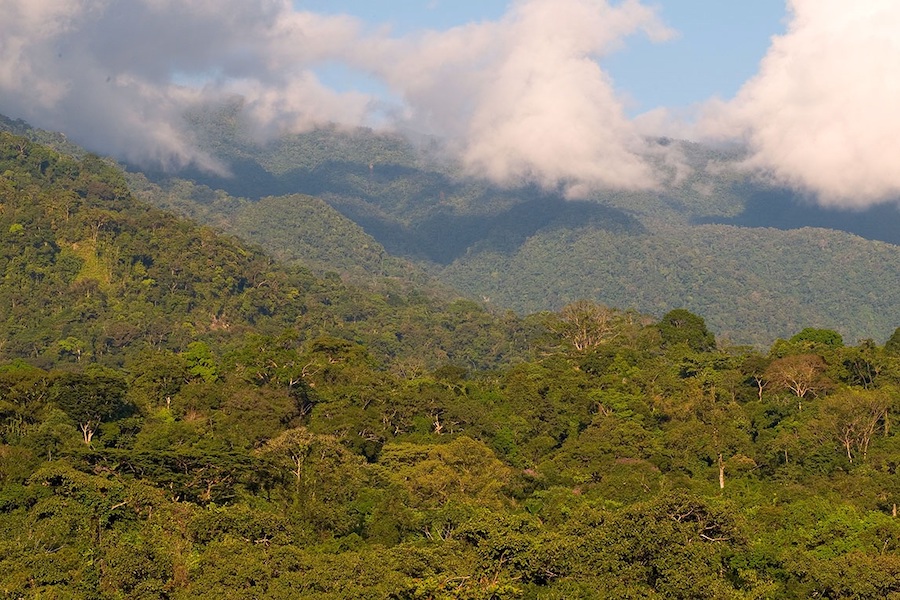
[700, 182, 900, 246]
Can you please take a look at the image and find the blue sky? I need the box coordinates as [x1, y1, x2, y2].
[296, 0, 787, 113]
[602, 1, 786, 112]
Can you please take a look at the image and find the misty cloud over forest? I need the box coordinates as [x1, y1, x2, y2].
[2, 0, 900, 207]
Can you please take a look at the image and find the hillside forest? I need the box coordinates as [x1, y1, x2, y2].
[116, 108, 900, 348]
[3, 131, 900, 598]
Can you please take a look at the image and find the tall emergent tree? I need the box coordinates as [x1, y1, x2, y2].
[51, 368, 128, 444]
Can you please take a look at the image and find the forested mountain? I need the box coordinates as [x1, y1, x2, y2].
[124, 110, 900, 347]
[441, 223, 900, 346]
[125, 174, 430, 286]
[0, 132, 528, 371]
[4, 130, 900, 597]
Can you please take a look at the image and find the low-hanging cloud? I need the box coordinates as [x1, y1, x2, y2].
[704, 0, 900, 208]
[0, 0, 672, 194]
[0, 0, 372, 171]
[359, 0, 673, 194]
[6, 0, 900, 206]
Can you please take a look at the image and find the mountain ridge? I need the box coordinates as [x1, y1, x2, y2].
[4, 112, 899, 346]
[137, 116, 900, 346]
[0, 130, 530, 370]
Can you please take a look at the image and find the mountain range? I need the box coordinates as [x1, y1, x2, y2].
[106, 107, 900, 347]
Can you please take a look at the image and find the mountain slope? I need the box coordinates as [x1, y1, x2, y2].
[438, 223, 900, 346]
[0, 131, 323, 364]
[0, 132, 527, 369]
[126, 173, 427, 282]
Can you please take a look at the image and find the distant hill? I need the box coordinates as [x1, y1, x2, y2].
[125, 173, 428, 284]
[698, 182, 900, 246]
[439, 223, 900, 346]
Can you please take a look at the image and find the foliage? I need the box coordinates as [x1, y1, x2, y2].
[790, 327, 844, 348]
[439, 224, 900, 348]
[2, 129, 900, 597]
[0, 131, 533, 371]
[657, 308, 717, 352]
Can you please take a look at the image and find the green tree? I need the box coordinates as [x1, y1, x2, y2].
[886, 327, 900, 355]
[127, 349, 190, 410]
[380, 437, 512, 509]
[790, 327, 844, 348]
[181, 341, 219, 383]
[50, 367, 129, 444]
[257, 426, 370, 533]
[817, 388, 890, 464]
[657, 309, 717, 352]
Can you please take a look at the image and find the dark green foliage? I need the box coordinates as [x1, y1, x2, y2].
[658, 308, 717, 352]
[439, 224, 900, 347]
[886, 327, 900, 355]
[50, 367, 130, 444]
[790, 327, 844, 348]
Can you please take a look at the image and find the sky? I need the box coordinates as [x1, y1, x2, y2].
[2, 0, 900, 208]
[297, 0, 786, 115]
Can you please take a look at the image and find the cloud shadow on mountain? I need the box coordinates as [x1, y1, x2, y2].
[696, 183, 900, 246]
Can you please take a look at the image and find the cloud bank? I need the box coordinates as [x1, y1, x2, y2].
[2, 0, 899, 207]
[0, 0, 671, 194]
[707, 0, 900, 207]
[0, 0, 371, 171]
[361, 0, 673, 195]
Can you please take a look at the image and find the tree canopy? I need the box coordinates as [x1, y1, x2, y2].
[2, 129, 900, 598]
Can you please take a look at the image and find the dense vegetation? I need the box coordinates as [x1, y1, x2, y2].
[3, 131, 900, 598]
[125, 173, 425, 285]
[0, 132, 527, 371]
[123, 111, 900, 346]
[440, 223, 900, 346]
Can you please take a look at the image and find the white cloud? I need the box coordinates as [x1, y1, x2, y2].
[17, 0, 900, 207]
[0, 0, 673, 192]
[704, 0, 900, 207]
[0, 0, 372, 170]
[361, 0, 673, 194]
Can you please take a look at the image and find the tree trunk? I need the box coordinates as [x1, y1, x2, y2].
[80, 422, 94, 445]
[718, 453, 725, 490]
